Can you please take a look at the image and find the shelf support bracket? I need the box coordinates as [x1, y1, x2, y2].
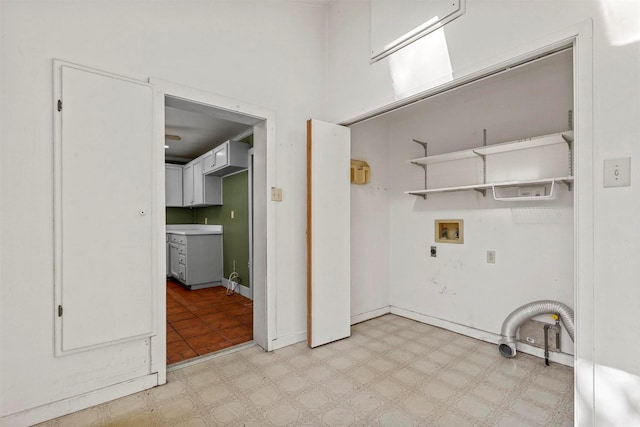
[561, 131, 574, 190]
[558, 178, 573, 191]
[473, 188, 487, 197]
[412, 139, 428, 199]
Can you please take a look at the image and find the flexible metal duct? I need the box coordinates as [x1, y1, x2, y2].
[498, 300, 574, 358]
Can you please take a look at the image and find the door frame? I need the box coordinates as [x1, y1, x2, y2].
[340, 20, 594, 425]
[248, 148, 255, 300]
[150, 79, 277, 384]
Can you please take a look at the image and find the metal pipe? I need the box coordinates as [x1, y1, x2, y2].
[498, 300, 574, 358]
[544, 324, 551, 366]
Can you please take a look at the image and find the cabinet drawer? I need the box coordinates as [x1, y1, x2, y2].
[178, 255, 186, 266]
[177, 245, 186, 256]
[170, 235, 187, 245]
[176, 264, 186, 282]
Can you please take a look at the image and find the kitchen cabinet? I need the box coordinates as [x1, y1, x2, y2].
[182, 158, 222, 207]
[202, 150, 215, 175]
[205, 140, 250, 176]
[182, 163, 194, 207]
[169, 232, 223, 290]
[165, 164, 183, 207]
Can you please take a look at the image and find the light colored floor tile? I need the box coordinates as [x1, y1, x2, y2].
[209, 400, 247, 424]
[322, 406, 357, 426]
[298, 389, 330, 410]
[324, 375, 356, 395]
[265, 404, 301, 426]
[523, 384, 564, 407]
[199, 383, 231, 404]
[378, 410, 416, 427]
[350, 390, 384, 413]
[36, 314, 574, 427]
[435, 412, 478, 427]
[278, 374, 312, 393]
[402, 393, 436, 418]
[156, 396, 195, 420]
[456, 396, 493, 420]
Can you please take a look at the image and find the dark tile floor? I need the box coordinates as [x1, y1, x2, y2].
[166, 279, 253, 364]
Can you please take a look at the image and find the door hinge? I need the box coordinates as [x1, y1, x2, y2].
[58, 305, 63, 317]
[57, 99, 62, 112]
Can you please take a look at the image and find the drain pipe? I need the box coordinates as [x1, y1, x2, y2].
[498, 300, 574, 358]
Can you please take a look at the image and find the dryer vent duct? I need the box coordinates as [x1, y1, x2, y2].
[498, 300, 574, 358]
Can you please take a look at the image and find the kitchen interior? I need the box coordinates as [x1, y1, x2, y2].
[164, 95, 256, 364]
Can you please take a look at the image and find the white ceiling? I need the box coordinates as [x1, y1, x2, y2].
[164, 96, 258, 162]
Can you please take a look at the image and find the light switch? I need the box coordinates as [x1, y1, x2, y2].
[604, 157, 631, 187]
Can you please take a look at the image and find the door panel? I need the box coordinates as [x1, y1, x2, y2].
[56, 64, 154, 353]
[307, 119, 351, 348]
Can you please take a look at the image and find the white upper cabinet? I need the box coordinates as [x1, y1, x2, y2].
[192, 158, 204, 205]
[202, 150, 215, 175]
[182, 157, 222, 208]
[165, 164, 183, 207]
[205, 140, 250, 176]
[182, 163, 194, 207]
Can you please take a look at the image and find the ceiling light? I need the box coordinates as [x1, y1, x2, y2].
[164, 145, 170, 149]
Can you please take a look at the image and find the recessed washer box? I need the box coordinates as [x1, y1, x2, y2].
[435, 219, 463, 244]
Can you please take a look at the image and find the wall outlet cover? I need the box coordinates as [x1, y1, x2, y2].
[271, 187, 283, 201]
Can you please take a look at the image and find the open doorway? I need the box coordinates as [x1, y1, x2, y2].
[157, 90, 269, 366]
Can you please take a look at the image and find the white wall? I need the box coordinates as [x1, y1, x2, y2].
[330, 0, 640, 424]
[0, 0, 327, 420]
[350, 117, 392, 322]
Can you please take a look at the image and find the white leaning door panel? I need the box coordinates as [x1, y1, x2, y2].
[54, 63, 154, 353]
[307, 119, 351, 348]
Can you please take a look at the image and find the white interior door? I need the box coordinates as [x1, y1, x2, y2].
[54, 62, 155, 353]
[307, 119, 351, 348]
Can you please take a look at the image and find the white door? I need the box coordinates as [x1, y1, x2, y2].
[306, 119, 351, 348]
[54, 62, 155, 353]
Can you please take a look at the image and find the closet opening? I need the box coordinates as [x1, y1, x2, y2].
[350, 46, 577, 367]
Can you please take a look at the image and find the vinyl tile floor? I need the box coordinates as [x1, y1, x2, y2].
[38, 314, 574, 426]
[166, 279, 253, 364]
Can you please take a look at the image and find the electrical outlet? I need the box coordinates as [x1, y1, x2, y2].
[487, 250, 496, 264]
[204, 217, 208, 225]
[604, 157, 631, 187]
[430, 246, 437, 257]
[231, 210, 235, 219]
[271, 187, 283, 201]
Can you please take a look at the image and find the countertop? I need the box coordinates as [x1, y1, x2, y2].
[166, 224, 223, 235]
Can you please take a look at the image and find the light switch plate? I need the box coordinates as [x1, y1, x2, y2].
[604, 157, 631, 187]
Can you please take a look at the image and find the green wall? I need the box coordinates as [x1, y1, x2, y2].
[194, 171, 250, 288]
[166, 207, 195, 224]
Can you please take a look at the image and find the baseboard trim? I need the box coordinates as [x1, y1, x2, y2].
[390, 306, 574, 367]
[221, 278, 253, 300]
[0, 373, 158, 427]
[351, 306, 390, 325]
